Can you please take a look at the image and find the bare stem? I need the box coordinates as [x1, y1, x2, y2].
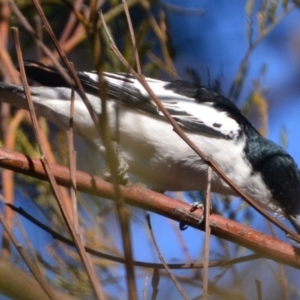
[203, 166, 212, 299]
[0, 212, 57, 299]
[146, 214, 190, 300]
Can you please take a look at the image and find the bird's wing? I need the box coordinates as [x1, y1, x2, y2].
[22, 62, 243, 139]
[100, 72, 243, 139]
[23, 61, 101, 96]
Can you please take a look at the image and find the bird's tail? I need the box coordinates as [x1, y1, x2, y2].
[0, 83, 31, 110]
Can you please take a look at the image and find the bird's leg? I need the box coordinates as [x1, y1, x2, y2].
[100, 142, 129, 185]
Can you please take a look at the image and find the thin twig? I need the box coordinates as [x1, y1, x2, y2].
[0, 213, 57, 300]
[255, 279, 262, 300]
[59, 0, 84, 44]
[0, 3, 17, 259]
[7, 0, 73, 85]
[60, 0, 141, 47]
[13, 30, 44, 155]
[151, 268, 159, 300]
[93, 8, 138, 299]
[122, 0, 141, 73]
[229, 4, 295, 100]
[146, 214, 190, 300]
[139, 0, 177, 76]
[67, 86, 78, 230]
[99, 13, 300, 243]
[147, 51, 179, 79]
[203, 166, 212, 299]
[0, 200, 264, 270]
[59, 0, 90, 28]
[92, 7, 137, 299]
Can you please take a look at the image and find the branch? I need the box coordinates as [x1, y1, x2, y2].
[0, 147, 300, 269]
[3, 202, 262, 270]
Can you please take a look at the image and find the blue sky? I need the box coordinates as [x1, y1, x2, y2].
[165, 1, 300, 160]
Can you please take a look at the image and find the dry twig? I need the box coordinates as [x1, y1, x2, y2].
[203, 166, 212, 299]
[146, 214, 189, 300]
[0, 212, 57, 299]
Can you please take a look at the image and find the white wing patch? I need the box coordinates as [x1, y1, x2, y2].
[161, 101, 241, 139]
[81, 71, 98, 83]
[85, 72, 194, 101]
[82, 72, 241, 139]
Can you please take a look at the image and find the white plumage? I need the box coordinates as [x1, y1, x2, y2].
[0, 71, 270, 200]
[1, 63, 300, 234]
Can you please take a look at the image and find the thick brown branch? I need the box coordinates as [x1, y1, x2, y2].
[0, 147, 300, 268]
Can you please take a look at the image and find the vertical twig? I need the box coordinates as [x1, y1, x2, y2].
[255, 279, 262, 300]
[203, 166, 212, 299]
[122, 0, 141, 73]
[146, 214, 190, 300]
[95, 9, 137, 300]
[0, 1, 16, 261]
[67, 85, 78, 231]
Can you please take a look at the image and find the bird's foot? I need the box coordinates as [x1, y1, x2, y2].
[102, 143, 129, 185]
[179, 202, 205, 231]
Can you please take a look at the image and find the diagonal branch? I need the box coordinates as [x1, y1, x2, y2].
[3, 201, 264, 270]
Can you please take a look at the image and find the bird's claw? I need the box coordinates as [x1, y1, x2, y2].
[102, 143, 129, 185]
[179, 202, 205, 231]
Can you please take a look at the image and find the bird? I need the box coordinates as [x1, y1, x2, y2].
[0, 61, 300, 233]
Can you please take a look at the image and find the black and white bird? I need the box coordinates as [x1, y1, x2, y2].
[0, 62, 300, 233]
